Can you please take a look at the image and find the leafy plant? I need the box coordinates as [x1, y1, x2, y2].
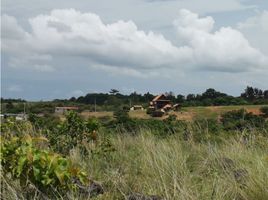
[0, 134, 88, 197]
[50, 111, 100, 154]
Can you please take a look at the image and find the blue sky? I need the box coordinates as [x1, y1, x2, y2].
[1, 0, 268, 100]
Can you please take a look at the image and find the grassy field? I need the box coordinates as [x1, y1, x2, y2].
[80, 105, 267, 121]
[2, 129, 268, 200]
[1, 106, 268, 200]
[83, 132, 268, 200]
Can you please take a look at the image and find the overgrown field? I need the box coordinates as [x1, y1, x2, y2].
[80, 105, 268, 121]
[1, 108, 268, 200]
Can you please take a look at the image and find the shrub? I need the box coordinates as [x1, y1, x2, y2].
[50, 112, 100, 154]
[194, 118, 222, 133]
[28, 113, 60, 130]
[0, 134, 88, 197]
[114, 109, 130, 123]
[221, 109, 265, 130]
[260, 106, 268, 117]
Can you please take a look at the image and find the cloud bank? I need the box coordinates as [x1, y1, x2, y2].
[2, 9, 268, 75]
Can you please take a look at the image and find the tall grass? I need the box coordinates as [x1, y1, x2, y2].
[75, 129, 268, 200]
[1, 126, 268, 199]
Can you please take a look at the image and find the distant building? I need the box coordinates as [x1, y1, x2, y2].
[173, 103, 181, 111]
[150, 94, 172, 111]
[148, 94, 181, 117]
[130, 105, 144, 111]
[55, 106, 79, 114]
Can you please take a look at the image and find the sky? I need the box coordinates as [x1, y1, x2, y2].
[1, 0, 268, 100]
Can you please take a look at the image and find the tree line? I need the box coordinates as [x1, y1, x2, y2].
[1, 86, 268, 113]
[68, 86, 268, 107]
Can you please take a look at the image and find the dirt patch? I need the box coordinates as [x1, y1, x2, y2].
[246, 108, 262, 115]
[170, 111, 194, 121]
[81, 111, 113, 119]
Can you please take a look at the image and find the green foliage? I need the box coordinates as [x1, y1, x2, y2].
[260, 106, 268, 117]
[28, 113, 61, 130]
[28, 102, 55, 114]
[0, 134, 88, 197]
[91, 137, 116, 159]
[1, 108, 268, 199]
[194, 118, 222, 133]
[114, 109, 130, 123]
[50, 111, 100, 154]
[221, 109, 265, 131]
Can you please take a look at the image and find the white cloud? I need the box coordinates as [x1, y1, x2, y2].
[238, 10, 268, 32]
[7, 85, 23, 92]
[1, 15, 28, 40]
[174, 9, 268, 72]
[2, 9, 268, 75]
[33, 64, 55, 72]
[237, 10, 268, 54]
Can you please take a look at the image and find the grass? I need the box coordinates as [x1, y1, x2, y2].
[1, 123, 268, 199]
[79, 105, 268, 121]
[183, 105, 266, 120]
[78, 130, 268, 200]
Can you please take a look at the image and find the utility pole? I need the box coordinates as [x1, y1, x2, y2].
[129, 99, 132, 108]
[23, 102, 26, 120]
[94, 97, 97, 112]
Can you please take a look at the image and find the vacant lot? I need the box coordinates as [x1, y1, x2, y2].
[80, 105, 267, 121]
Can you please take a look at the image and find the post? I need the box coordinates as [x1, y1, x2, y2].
[23, 102, 26, 120]
[94, 97, 97, 112]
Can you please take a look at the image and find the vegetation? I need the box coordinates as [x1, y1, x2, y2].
[1, 108, 268, 199]
[2, 86, 268, 114]
[260, 106, 268, 117]
[1, 134, 88, 198]
[220, 109, 266, 131]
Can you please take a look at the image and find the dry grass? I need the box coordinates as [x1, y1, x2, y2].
[80, 111, 114, 119]
[78, 105, 267, 122]
[80, 130, 268, 200]
[1, 125, 268, 200]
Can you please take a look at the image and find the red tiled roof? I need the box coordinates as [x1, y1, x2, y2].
[152, 94, 167, 102]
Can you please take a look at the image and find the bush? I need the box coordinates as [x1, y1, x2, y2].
[114, 109, 130, 123]
[0, 134, 88, 197]
[260, 106, 268, 117]
[194, 118, 222, 133]
[221, 109, 265, 130]
[28, 113, 60, 130]
[50, 112, 100, 154]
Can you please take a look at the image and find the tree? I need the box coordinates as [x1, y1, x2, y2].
[264, 90, 268, 99]
[201, 88, 227, 99]
[186, 94, 195, 101]
[165, 91, 176, 102]
[69, 97, 76, 101]
[241, 86, 255, 100]
[6, 101, 14, 111]
[144, 92, 154, 102]
[176, 94, 185, 103]
[109, 89, 119, 95]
